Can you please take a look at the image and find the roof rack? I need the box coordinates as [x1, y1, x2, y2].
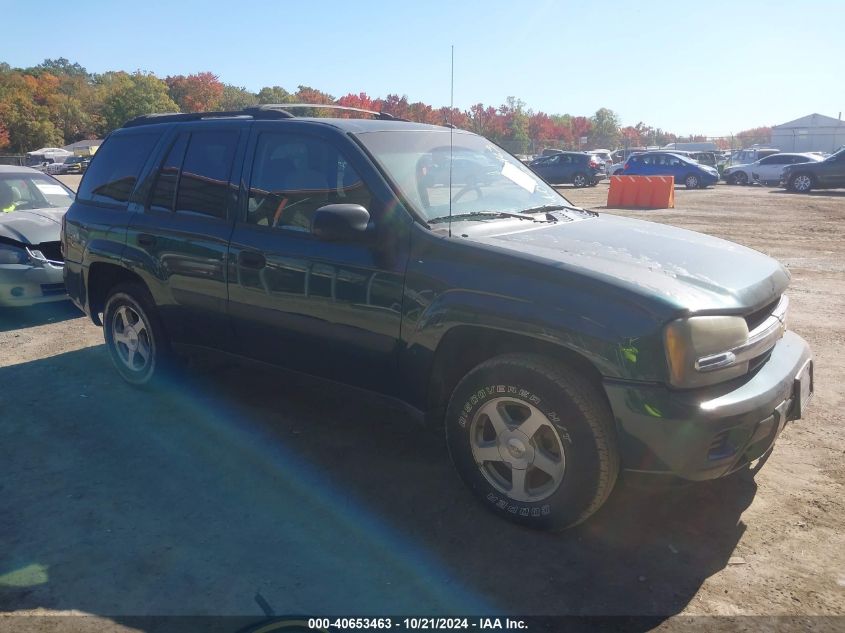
[122, 103, 406, 128]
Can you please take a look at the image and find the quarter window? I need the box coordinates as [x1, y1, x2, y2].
[78, 133, 161, 207]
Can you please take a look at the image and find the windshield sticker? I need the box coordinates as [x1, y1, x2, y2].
[35, 183, 67, 195]
[500, 162, 536, 193]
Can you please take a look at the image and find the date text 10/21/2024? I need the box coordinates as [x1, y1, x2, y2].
[306, 618, 528, 630]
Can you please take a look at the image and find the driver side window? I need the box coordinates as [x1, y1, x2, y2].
[247, 133, 372, 231]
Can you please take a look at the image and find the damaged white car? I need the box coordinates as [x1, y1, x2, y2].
[0, 165, 74, 306]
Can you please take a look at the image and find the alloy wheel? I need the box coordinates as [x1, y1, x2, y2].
[111, 305, 152, 373]
[793, 174, 812, 192]
[469, 397, 566, 502]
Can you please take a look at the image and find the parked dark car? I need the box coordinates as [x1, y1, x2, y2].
[528, 151, 605, 187]
[621, 151, 720, 188]
[780, 147, 845, 192]
[62, 105, 813, 530]
[57, 155, 91, 175]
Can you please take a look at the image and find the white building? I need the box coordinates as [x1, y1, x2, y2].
[771, 113, 845, 153]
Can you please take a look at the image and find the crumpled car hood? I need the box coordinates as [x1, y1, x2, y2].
[465, 213, 789, 313]
[0, 208, 66, 245]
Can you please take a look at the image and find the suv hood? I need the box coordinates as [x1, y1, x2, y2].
[0, 208, 66, 245]
[466, 214, 789, 313]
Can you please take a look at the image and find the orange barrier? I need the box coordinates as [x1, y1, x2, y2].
[607, 175, 675, 209]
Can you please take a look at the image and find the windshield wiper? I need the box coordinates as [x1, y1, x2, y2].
[427, 211, 555, 224]
[521, 203, 599, 218]
[520, 203, 579, 213]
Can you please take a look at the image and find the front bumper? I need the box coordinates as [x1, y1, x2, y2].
[0, 263, 67, 307]
[604, 331, 813, 480]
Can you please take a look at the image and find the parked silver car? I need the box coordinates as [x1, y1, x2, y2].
[724, 153, 822, 186]
[0, 166, 74, 306]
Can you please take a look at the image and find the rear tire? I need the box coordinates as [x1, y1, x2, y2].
[445, 354, 619, 530]
[572, 172, 588, 188]
[103, 282, 173, 386]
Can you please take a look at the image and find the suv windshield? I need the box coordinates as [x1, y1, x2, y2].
[356, 130, 569, 221]
[0, 173, 74, 211]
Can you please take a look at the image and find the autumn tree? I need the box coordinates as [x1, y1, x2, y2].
[165, 72, 224, 112]
[381, 94, 412, 120]
[0, 70, 63, 152]
[736, 126, 772, 147]
[467, 103, 506, 141]
[569, 116, 593, 148]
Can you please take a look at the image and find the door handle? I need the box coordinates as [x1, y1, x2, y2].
[137, 233, 156, 247]
[238, 250, 266, 269]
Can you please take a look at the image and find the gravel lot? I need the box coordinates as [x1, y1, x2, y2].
[1, 177, 843, 627]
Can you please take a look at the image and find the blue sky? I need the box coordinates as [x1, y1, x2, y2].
[3, 0, 843, 136]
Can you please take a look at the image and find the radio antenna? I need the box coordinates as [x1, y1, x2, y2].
[448, 44, 454, 238]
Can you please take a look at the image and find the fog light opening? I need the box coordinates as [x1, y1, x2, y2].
[10, 287, 25, 297]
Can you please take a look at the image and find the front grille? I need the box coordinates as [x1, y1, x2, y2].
[35, 241, 63, 263]
[40, 283, 66, 297]
[745, 297, 780, 331]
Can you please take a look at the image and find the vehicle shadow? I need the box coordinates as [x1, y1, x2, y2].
[768, 189, 845, 197]
[0, 348, 754, 625]
[0, 300, 80, 333]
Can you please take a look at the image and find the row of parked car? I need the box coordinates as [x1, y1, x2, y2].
[528, 146, 845, 193]
[528, 148, 720, 189]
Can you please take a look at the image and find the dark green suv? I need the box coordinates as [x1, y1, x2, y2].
[62, 105, 814, 529]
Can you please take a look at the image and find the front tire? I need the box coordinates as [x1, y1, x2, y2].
[103, 282, 172, 386]
[729, 172, 748, 186]
[789, 173, 814, 193]
[572, 172, 588, 188]
[684, 174, 700, 189]
[445, 354, 619, 530]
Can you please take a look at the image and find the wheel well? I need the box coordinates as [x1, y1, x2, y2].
[426, 326, 605, 425]
[791, 170, 816, 183]
[87, 262, 145, 323]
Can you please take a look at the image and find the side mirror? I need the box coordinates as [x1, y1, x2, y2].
[311, 204, 371, 241]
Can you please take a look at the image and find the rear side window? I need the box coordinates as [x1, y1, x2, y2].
[77, 133, 160, 207]
[175, 130, 238, 219]
[149, 133, 189, 213]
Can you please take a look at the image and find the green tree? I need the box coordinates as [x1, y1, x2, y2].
[589, 107, 620, 149]
[257, 85, 291, 104]
[500, 96, 530, 153]
[95, 71, 178, 135]
[219, 84, 256, 110]
[33, 58, 89, 79]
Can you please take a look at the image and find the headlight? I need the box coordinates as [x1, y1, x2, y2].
[664, 298, 788, 388]
[0, 243, 30, 265]
[664, 316, 749, 388]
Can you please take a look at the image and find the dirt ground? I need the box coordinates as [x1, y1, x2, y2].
[1, 177, 843, 629]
